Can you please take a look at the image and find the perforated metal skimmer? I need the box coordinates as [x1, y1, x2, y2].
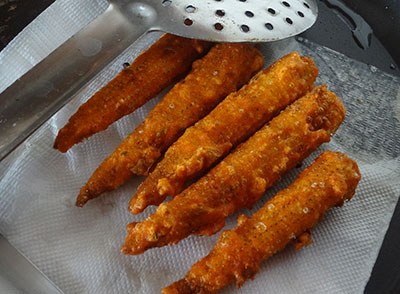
[156, 0, 318, 42]
[0, 0, 317, 160]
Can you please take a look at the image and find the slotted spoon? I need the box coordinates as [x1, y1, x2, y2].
[0, 0, 317, 160]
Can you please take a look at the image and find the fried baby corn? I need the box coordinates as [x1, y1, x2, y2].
[130, 52, 318, 214]
[121, 85, 346, 255]
[54, 34, 213, 152]
[162, 151, 361, 294]
[76, 43, 264, 207]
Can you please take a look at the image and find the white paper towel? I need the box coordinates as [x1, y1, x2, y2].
[0, 1, 400, 294]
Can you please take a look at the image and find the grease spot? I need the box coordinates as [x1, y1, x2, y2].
[76, 38, 102, 57]
[35, 80, 54, 96]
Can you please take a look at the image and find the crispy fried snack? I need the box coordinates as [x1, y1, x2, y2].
[54, 34, 213, 152]
[121, 85, 346, 255]
[162, 151, 361, 294]
[130, 52, 318, 214]
[76, 43, 264, 207]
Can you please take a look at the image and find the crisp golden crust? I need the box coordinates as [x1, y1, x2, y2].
[121, 85, 346, 255]
[76, 43, 264, 207]
[130, 52, 318, 214]
[162, 151, 361, 294]
[54, 34, 213, 152]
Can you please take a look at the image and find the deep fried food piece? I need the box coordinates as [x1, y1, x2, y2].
[76, 43, 264, 207]
[54, 34, 213, 152]
[162, 151, 361, 294]
[130, 52, 318, 214]
[121, 85, 346, 255]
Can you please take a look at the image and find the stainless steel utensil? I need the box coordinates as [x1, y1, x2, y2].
[0, 235, 63, 294]
[0, 0, 317, 160]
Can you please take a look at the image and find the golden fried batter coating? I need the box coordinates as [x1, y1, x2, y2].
[130, 52, 318, 214]
[76, 43, 264, 207]
[54, 34, 213, 152]
[162, 151, 361, 294]
[121, 85, 346, 255]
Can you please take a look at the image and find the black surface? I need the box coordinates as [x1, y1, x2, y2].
[0, 0, 399, 293]
[300, 0, 400, 76]
[342, 0, 400, 68]
[0, 0, 56, 50]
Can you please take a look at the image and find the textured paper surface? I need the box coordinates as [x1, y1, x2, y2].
[0, 0, 400, 293]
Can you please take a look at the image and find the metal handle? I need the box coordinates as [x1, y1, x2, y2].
[0, 2, 156, 160]
[0, 234, 63, 294]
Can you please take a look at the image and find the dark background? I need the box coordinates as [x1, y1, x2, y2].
[1, 0, 399, 293]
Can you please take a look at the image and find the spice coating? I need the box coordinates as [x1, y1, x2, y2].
[76, 43, 264, 207]
[162, 151, 361, 294]
[54, 34, 213, 152]
[130, 52, 318, 214]
[121, 85, 346, 255]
